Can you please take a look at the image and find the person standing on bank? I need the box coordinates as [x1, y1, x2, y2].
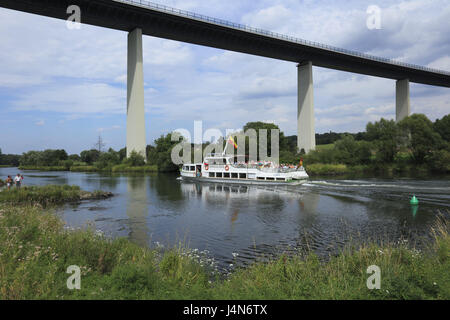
[5, 175, 13, 190]
[14, 174, 22, 188]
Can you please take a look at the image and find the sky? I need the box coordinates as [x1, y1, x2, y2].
[0, 0, 449, 155]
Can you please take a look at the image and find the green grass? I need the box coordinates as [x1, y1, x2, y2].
[0, 199, 448, 299]
[70, 166, 97, 172]
[19, 165, 159, 173]
[0, 185, 111, 206]
[111, 164, 158, 173]
[19, 166, 67, 171]
[315, 143, 335, 151]
[305, 163, 351, 175]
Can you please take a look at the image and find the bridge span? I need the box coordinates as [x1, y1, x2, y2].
[1, 0, 449, 154]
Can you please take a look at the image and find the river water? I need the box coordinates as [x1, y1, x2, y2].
[1, 167, 449, 270]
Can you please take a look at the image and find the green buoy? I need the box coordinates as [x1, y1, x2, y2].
[410, 195, 419, 205]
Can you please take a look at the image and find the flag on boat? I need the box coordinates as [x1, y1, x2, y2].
[227, 136, 238, 149]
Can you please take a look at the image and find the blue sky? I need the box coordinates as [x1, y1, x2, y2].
[0, 0, 449, 155]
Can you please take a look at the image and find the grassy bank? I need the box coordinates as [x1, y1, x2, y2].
[0, 185, 112, 206]
[305, 164, 353, 176]
[20, 165, 158, 173]
[19, 166, 67, 171]
[0, 198, 448, 299]
[304, 162, 438, 176]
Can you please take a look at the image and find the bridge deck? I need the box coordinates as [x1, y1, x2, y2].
[1, 0, 449, 87]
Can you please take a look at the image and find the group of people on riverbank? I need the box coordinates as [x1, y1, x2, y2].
[4, 174, 24, 190]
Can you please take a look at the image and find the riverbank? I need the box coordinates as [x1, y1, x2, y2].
[18, 165, 159, 173]
[305, 163, 440, 176]
[0, 193, 448, 299]
[0, 185, 113, 206]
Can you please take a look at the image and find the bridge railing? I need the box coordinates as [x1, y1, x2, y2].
[113, 0, 450, 76]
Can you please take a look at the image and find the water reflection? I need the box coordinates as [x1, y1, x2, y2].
[126, 176, 150, 247]
[2, 166, 449, 268]
[411, 205, 419, 218]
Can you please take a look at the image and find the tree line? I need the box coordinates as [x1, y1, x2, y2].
[304, 113, 450, 173]
[2, 113, 450, 173]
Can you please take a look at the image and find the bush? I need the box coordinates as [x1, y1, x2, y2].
[122, 151, 146, 167]
[305, 163, 350, 175]
[399, 114, 445, 164]
[425, 150, 450, 173]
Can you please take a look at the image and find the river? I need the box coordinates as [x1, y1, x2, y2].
[1, 167, 449, 271]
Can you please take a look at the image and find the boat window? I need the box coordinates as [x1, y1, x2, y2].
[276, 178, 285, 181]
[231, 173, 238, 178]
[209, 172, 215, 178]
[224, 172, 230, 178]
[190, 166, 195, 171]
[239, 173, 247, 179]
[267, 177, 275, 181]
[216, 172, 223, 178]
[257, 177, 265, 180]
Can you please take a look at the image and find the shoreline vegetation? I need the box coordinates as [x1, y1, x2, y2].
[0, 185, 113, 206]
[0, 185, 449, 299]
[0, 113, 448, 177]
[18, 164, 158, 173]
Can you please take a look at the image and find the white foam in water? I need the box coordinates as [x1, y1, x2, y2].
[307, 180, 448, 191]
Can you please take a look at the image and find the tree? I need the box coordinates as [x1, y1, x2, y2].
[399, 114, 444, 164]
[68, 154, 81, 161]
[152, 133, 181, 172]
[95, 148, 121, 169]
[80, 149, 100, 164]
[118, 148, 127, 162]
[242, 121, 290, 159]
[122, 151, 145, 167]
[365, 118, 399, 162]
[434, 114, 450, 142]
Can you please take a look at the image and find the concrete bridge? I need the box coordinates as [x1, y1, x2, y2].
[1, 0, 449, 155]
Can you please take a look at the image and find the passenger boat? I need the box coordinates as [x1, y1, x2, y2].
[180, 153, 309, 185]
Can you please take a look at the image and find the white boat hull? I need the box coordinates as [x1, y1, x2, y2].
[180, 175, 307, 186]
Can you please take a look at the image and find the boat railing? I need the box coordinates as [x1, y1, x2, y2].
[205, 163, 304, 172]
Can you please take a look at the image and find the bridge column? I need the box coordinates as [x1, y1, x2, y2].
[127, 28, 147, 159]
[297, 61, 316, 153]
[396, 79, 410, 122]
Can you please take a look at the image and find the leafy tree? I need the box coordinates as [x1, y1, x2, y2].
[0, 151, 21, 166]
[365, 118, 399, 163]
[118, 148, 127, 162]
[399, 114, 444, 164]
[68, 154, 81, 161]
[334, 135, 359, 165]
[425, 150, 450, 172]
[122, 151, 146, 167]
[80, 149, 100, 165]
[20, 149, 68, 166]
[243, 121, 290, 159]
[95, 148, 121, 169]
[152, 133, 181, 172]
[434, 114, 450, 142]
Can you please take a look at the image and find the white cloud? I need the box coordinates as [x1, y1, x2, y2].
[13, 83, 126, 114]
[0, 0, 449, 153]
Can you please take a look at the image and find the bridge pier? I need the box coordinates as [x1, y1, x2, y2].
[127, 28, 147, 159]
[396, 79, 410, 122]
[297, 61, 316, 153]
